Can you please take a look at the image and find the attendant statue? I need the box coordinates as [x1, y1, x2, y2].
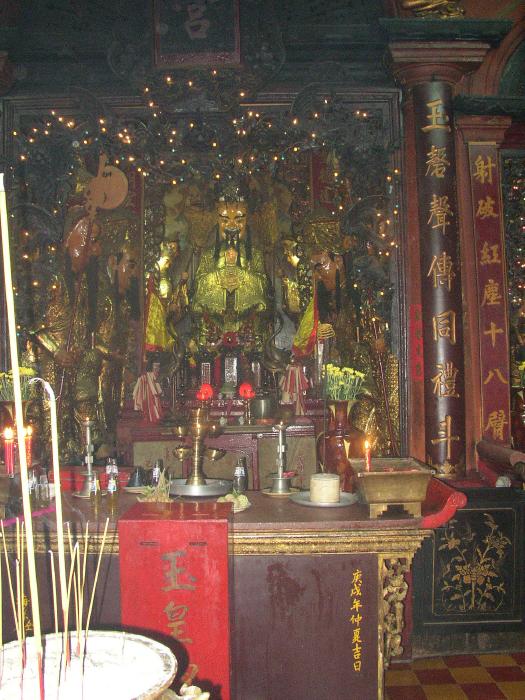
[191, 185, 270, 352]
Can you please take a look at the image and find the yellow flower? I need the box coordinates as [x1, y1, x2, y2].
[19, 367, 36, 377]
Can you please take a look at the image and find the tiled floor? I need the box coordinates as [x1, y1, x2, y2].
[385, 653, 525, 700]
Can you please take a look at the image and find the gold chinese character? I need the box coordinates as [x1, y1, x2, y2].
[476, 195, 498, 219]
[351, 598, 363, 612]
[164, 602, 192, 643]
[162, 551, 197, 592]
[483, 368, 508, 385]
[431, 415, 460, 460]
[431, 361, 459, 398]
[421, 99, 451, 132]
[352, 583, 362, 597]
[473, 155, 495, 184]
[484, 321, 504, 348]
[432, 309, 457, 345]
[351, 613, 363, 625]
[425, 145, 450, 178]
[480, 242, 501, 265]
[427, 194, 453, 235]
[352, 569, 362, 584]
[481, 279, 502, 306]
[354, 660, 362, 672]
[353, 643, 362, 658]
[484, 409, 508, 441]
[352, 628, 363, 644]
[427, 252, 455, 290]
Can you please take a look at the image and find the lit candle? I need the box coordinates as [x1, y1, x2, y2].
[24, 425, 33, 468]
[3, 427, 14, 477]
[364, 439, 372, 472]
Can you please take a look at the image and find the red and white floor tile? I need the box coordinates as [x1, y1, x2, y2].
[386, 653, 525, 700]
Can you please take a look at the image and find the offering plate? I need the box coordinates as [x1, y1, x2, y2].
[355, 457, 434, 519]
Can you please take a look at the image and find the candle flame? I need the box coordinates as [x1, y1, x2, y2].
[4, 427, 14, 440]
[25, 425, 33, 437]
[364, 439, 370, 450]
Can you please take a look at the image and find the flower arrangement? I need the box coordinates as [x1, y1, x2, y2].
[323, 363, 365, 401]
[0, 367, 37, 401]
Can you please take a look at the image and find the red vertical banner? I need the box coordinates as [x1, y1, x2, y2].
[119, 501, 231, 698]
[413, 82, 465, 476]
[468, 143, 510, 444]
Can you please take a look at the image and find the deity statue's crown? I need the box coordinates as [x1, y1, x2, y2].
[217, 179, 245, 203]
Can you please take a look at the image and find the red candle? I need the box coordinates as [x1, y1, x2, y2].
[4, 427, 14, 477]
[364, 439, 372, 472]
[24, 425, 33, 468]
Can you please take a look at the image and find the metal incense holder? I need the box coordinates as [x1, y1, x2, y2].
[270, 420, 292, 494]
[170, 404, 231, 497]
[74, 417, 100, 499]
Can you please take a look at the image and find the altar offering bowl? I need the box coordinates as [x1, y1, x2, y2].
[356, 467, 432, 519]
[173, 446, 192, 461]
[204, 448, 226, 461]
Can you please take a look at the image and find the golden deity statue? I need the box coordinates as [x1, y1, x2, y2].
[191, 190, 270, 350]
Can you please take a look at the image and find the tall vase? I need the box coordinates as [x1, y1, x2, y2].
[317, 399, 365, 493]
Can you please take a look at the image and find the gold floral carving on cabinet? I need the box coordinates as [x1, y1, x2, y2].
[380, 557, 409, 667]
[438, 513, 511, 613]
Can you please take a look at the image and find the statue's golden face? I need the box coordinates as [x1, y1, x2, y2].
[217, 202, 247, 244]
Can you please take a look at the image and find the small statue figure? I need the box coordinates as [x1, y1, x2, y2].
[133, 358, 164, 423]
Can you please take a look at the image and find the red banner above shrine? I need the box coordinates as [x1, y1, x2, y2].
[468, 142, 511, 444]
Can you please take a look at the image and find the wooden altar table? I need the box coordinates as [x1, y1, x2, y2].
[0, 478, 464, 700]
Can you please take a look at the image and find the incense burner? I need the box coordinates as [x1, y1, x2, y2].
[355, 458, 434, 518]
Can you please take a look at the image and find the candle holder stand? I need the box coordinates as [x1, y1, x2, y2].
[73, 418, 100, 499]
[270, 420, 292, 494]
[170, 404, 231, 497]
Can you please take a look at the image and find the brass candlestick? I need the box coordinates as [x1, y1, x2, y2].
[74, 417, 101, 499]
[170, 404, 231, 497]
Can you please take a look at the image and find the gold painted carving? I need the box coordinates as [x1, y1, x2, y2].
[438, 512, 511, 613]
[484, 409, 509, 441]
[427, 194, 453, 235]
[400, 0, 464, 18]
[431, 361, 459, 398]
[421, 100, 451, 133]
[427, 252, 455, 291]
[425, 145, 449, 178]
[473, 155, 496, 185]
[432, 309, 457, 345]
[431, 415, 460, 460]
[379, 557, 409, 668]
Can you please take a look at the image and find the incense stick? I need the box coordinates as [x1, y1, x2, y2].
[30, 378, 68, 626]
[77, 523, 89, 654]
[63, 542, 79, 665]
[1, 522, 21, 643]
[48, 551, 58, 637]
[84, 518, 109, 641]
[0, 172, 44, 697]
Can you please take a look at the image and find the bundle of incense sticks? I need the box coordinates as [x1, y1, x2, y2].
[0, 173, 111, 698]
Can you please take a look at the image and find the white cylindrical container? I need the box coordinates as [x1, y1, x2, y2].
[310, 473, 340, 503]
